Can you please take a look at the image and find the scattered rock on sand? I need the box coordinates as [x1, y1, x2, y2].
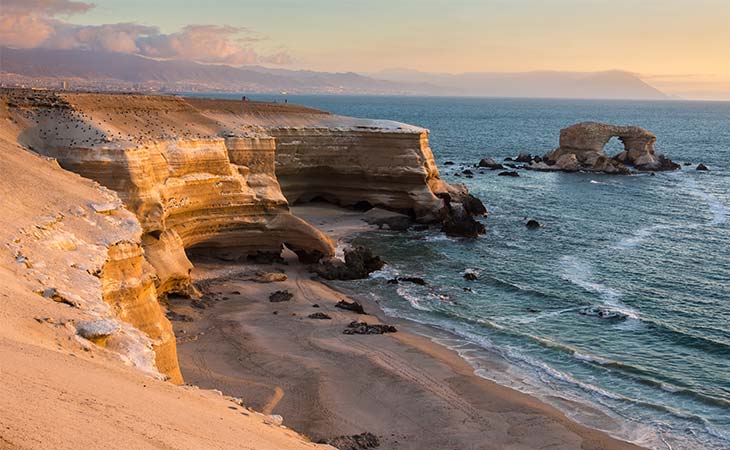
[318, 432, 380, 450]
[343, 321, 397, 335]
[526, 219, 542, 229]
[498, 171, 520, 177]
[75, 319, 119, 341]
[696, 163, 709, 171]
[308, 312, 332, 320]
[269, 290, 293, 303]
[335, 300, 366, 315]
[165, 310, 193, 322]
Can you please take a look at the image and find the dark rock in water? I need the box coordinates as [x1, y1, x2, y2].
[335, 300, 366, 315]
[398, 277, 427, 286]
[579, 306, 628, 320]
[343, 321, 397, 335]
[462, 169, 474, 175]
[269, 290, 293, 303]
[315, 246, 384, 280]
[696, 163, 709, 171]
[463, 287, 472, 292]
[684, 162, 692, 166]
[498, 171, 520, 177]
[527, 307, 540, 313]
[526, 219, 541, 229]
[411, 224, 430, 232]
[478, 158, 504, 170]
[166, 310, 193, 322]
[441, 203, 486, 238]
[463, 272, 478, 281]
[504, 157, 514, 161]
[444, 161, 455, 165]
[515, 152, 532, 163]
[308, 312, 332, 320]
[386, 278, 399, 285]
[504, 163, 518, 169]
[458, 193, 487, 216]
[636, 154, 681, 172]
[318, 432, 380, 450]
[533, 155, 543, 163]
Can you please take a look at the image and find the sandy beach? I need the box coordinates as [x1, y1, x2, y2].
[172, 205, 643, 450]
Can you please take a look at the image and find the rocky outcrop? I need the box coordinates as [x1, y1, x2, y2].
[6, 90, 335, 299]
[0, 114, 181, 381]
[188, 97, 487, 236]
[529, 121, 679, 173]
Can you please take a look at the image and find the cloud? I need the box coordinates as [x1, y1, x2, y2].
[0, 2, 293, 66]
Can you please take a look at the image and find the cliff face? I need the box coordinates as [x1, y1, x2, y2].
[2, 89, 483, 382]
[7, 91, 335, 298]
[0, 104, 180, 381]
[187, 97, 481, 225]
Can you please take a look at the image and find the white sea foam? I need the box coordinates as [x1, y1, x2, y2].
[560, 256, 640, 320]
[685, 178, 728, 225]
[613, 224, 670, 250]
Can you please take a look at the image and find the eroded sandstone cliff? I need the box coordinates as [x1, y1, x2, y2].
[5, 90, 335, 299]
[188, 97, 487, 230]
[0, 102, 181, 381]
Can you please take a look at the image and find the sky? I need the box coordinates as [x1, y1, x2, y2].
[2, 0, 729, 98]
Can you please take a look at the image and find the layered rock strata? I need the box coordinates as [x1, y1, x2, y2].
[530, 121, 679, 173]
[5, 90, 335, 299]
[0, 107, 181, 382]
[188, 97, 487, 233]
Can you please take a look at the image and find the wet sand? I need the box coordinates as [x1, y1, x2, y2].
[172, 206, 644, 450]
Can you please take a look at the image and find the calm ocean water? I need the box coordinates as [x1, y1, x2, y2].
[201, 94, 730, 449]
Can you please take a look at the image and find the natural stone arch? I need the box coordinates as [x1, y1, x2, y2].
[540, 121, 678, 172]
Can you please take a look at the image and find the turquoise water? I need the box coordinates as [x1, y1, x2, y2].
[204, 94, 730, 449]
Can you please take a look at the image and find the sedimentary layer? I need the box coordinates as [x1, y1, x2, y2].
[187, 97, 483, 224]
[0, 104, 180, 382]
[4, 90, 335, 299]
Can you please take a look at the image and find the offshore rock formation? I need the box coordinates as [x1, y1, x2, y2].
[530, 121, 680, 173]
[188, 97, 486, 234]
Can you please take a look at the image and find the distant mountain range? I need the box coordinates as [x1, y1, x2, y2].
[0, 47, 670, 100]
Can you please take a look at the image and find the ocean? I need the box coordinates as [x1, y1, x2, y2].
[199, 94, 730, 449]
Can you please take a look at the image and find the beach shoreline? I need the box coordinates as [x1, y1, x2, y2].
[171, 204, 645, 450]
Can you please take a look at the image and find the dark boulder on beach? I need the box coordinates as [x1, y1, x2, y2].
[269, 290, 293, 303]
[696, 163, 709, 171]
[335, 300, 367, 315]
[315, 246, 384, 280]
[308, 312, 332, 320]
[343, 321, 397, 335]
[526, 219, 542, 229]
[498, 171, 520, 177]
[318, 432, 380, 450]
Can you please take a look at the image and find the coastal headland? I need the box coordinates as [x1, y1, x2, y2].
[0, 88, 642, 449]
